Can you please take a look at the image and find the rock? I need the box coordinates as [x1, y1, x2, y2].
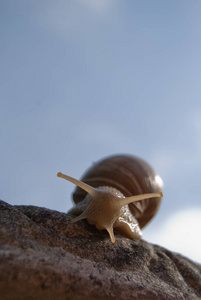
[0, 199, 201, 300]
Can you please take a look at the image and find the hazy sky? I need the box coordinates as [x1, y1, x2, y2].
[1, 0, 201, 263]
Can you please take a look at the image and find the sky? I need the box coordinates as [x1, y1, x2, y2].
[1, 0, 201, 263]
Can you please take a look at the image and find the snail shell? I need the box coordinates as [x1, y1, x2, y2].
[57, 155, 163, 243]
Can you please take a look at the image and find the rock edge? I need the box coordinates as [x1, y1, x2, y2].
[0, 200, 201, 300]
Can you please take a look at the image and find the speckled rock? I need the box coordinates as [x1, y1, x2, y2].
[0, 199, 201, 300]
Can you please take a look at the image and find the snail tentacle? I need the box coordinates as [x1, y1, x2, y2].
[120, 192, 163, 207]
[71, 212, 87, 224]
[57, 172, 96, 197]
[106, 226, 115, 243]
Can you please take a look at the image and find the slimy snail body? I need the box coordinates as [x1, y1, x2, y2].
[57, 155, 163, 243]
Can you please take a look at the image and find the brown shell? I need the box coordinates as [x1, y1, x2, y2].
[72, 155, 163, 229]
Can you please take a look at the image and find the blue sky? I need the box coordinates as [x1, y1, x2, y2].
[1, 0, 201, 262]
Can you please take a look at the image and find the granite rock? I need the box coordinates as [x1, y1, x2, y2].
[0, 199, 201, 300]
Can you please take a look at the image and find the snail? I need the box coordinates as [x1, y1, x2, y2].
[57, 155, 163, 243]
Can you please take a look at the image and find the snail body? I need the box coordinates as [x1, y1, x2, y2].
[57, 155, 163, 243]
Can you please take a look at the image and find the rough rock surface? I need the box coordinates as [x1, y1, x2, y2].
[0, 199, 201, 300]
